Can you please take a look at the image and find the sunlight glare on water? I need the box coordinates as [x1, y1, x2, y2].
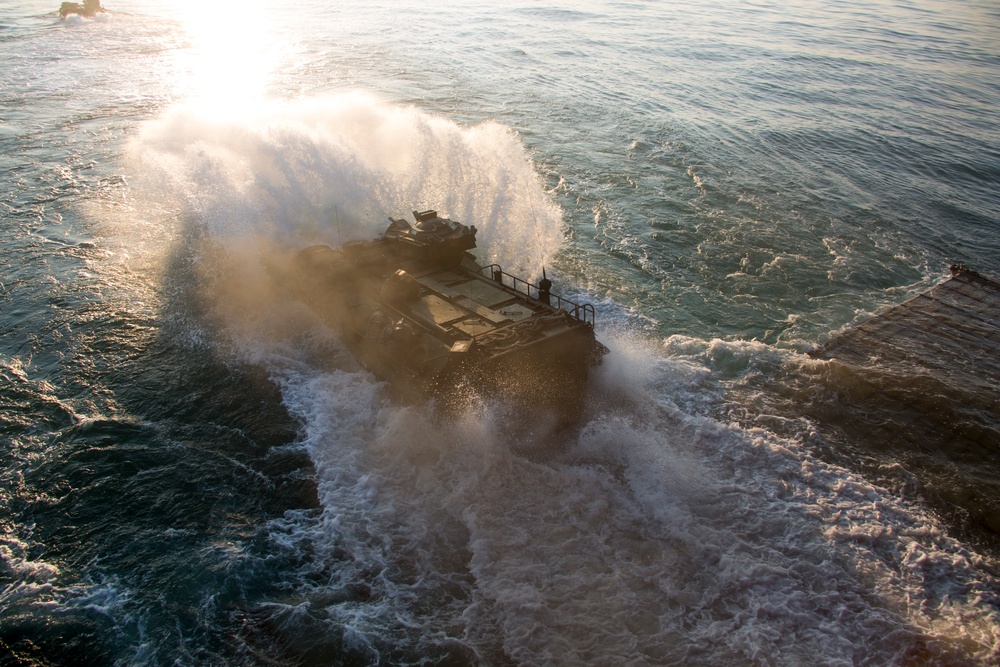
[165, 0, 280, 113]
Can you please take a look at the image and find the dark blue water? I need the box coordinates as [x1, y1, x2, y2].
[3, 0, 1000, 664]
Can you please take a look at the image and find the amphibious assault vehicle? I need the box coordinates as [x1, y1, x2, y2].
[288, 210, 607, 422]
[59, 0, 104, 18]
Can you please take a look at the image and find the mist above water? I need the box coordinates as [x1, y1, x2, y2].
[128, 93, 563, 279]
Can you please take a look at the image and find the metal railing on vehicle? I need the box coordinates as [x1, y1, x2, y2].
[480, 264, 596, 326]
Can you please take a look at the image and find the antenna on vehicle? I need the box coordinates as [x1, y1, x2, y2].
[520, 167, 548, 285]
[334, 205, 343, 246]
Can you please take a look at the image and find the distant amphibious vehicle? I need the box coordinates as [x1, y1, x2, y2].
[59, 0, 104, 18]
[284, 210, 608, 421]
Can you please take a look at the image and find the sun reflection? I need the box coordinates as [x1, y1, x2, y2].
[171, 0, 279, 114]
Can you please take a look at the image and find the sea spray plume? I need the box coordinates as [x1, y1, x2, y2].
[124, 94, 569, 369]
[127, 92, 563, 277]
[125, 92, 595, 455]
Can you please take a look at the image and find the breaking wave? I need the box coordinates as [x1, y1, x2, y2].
[129, 91, 563, 279]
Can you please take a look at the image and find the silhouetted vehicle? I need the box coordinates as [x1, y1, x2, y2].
[59, 0, 104, 19]
[278, 210, 608, 426]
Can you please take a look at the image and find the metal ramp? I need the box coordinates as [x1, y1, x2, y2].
[807, 264, 1000, 547]
[811, 265, 1000, 411]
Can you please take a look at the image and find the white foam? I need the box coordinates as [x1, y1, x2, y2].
[381, 342, 996, 660]
[244, 334, 1000, 663]
[0, 535, 127, 627]
[0, 538, 62, 615]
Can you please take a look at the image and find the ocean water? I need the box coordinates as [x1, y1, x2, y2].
[2, 0, 1000, 664]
